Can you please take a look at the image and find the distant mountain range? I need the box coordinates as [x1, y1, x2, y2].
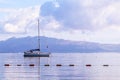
[0, 36, 120, 53]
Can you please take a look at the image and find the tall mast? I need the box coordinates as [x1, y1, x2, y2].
[38, 19, 40, 51]
[38, 19, 40, 80]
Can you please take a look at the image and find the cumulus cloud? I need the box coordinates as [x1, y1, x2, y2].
[40, 0, 120, 31]
[0, 0, 120, 43]
[0, 6, 40, 34]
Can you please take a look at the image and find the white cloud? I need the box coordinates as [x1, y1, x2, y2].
[4, 23, 19, 33]
[40, 0, 120, 31]
[0, 6, 40, 34]
[38, 0, 120, 44]
[92, 2, 120, 27]
[0, 5, 43, 41]
[0, 0, 120, 44]
[40, 16, 61, 31]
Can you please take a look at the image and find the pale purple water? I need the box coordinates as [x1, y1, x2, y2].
[0, 53, 120, 80]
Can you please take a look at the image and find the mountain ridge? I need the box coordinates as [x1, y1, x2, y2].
[0, 36, 120, 53]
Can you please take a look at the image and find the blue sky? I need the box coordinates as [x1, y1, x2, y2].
[0, 0, 51, 8]
[0, 0, 120, 44]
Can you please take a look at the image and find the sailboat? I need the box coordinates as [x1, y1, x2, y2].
[24, 19, 50, 57]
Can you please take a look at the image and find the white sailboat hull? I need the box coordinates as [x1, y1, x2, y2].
[24, 51, 50, 57]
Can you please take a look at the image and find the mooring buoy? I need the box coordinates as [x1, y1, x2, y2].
[86, 64, 92, 67]
[17, 64, 22, 66]
[44, 64, 50, 66]
[69, 64, 75, 66]
[29, 64, 35, 66]
[103, 64, 109, 66]
[4, 64, 10, 66]
[56, 64, 62, 66]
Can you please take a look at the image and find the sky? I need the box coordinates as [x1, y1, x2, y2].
[0, 0, 120, 44]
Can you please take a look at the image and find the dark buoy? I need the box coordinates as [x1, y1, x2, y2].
[56, 64, 62, 66]
[103, 64, 109, 66]
[29, 64, 35, 66]
[44, 64, 50, 66]
[17, 64, 22, 66]
[4, 64, 10, 66]
[69, 64, 75, 66]
[86, 64, 92, 67]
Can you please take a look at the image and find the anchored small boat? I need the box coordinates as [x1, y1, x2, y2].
[24, 49, 50, 57]
[24, 19, 50, 57]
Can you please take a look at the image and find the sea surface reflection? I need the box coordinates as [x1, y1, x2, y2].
[0, 53, 120, 80]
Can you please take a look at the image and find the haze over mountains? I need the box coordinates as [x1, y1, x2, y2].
[0, 36, 120, 53]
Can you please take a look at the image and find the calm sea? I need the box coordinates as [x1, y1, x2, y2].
[0, 53, 120, 80]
